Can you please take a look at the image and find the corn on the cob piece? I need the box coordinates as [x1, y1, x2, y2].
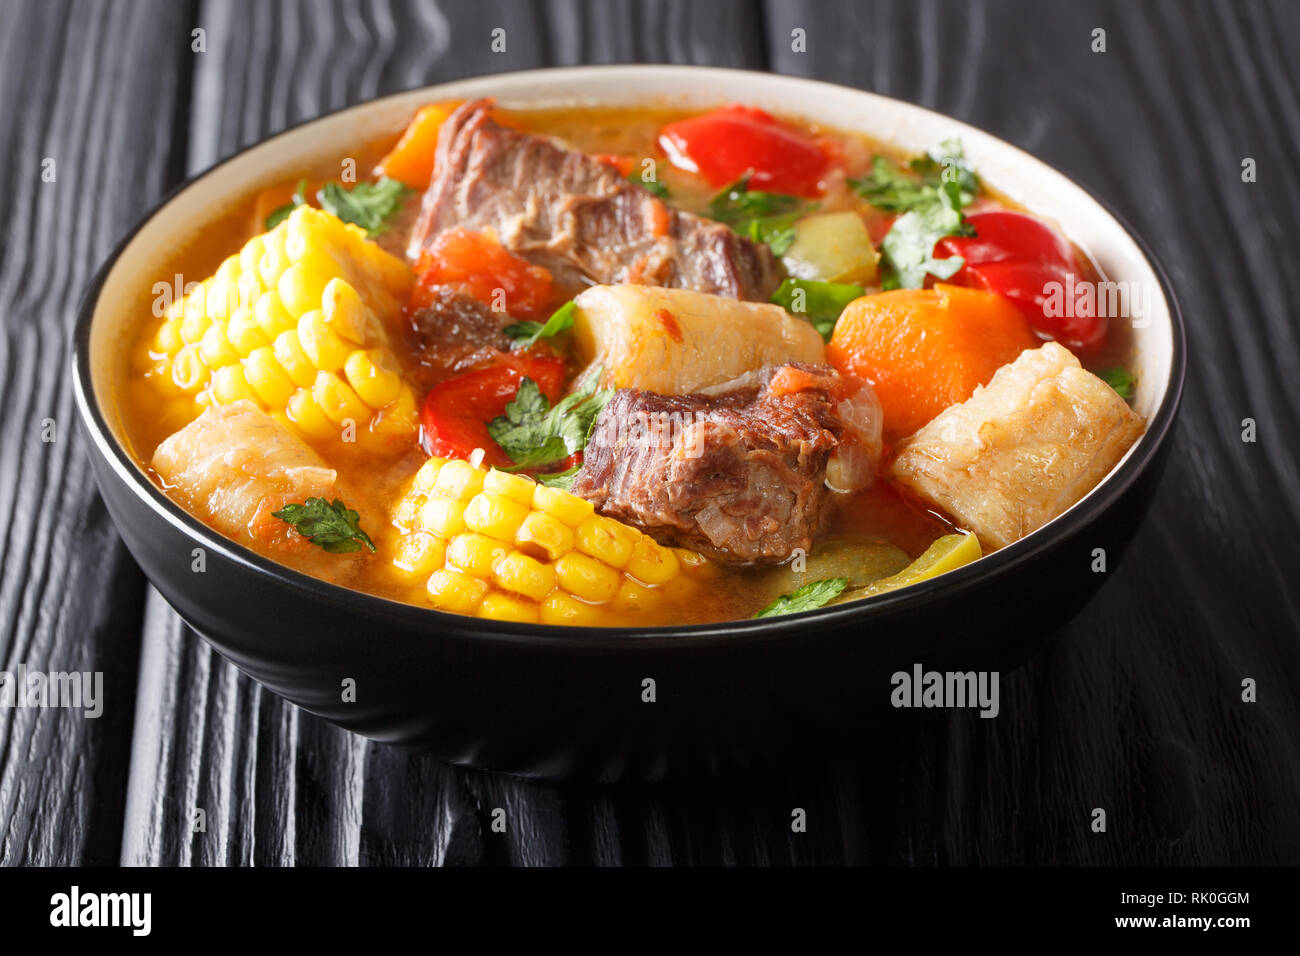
[138, 206, 416, 450]
[390, 456, 711, 625]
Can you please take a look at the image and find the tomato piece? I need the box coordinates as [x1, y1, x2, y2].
[593, 153, 637, 178]
[658, 105, 831, 198]
[419, 352, 567, 466]
[412, 228, 555, 320]
[934, 210, 1107, 350]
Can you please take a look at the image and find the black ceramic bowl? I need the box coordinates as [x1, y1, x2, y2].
[73, 67, 1184, 781]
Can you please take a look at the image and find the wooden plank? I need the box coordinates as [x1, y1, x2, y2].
[759, 0, 1300, 862]
[0, 0, 196, 865]
[99, 0, 1300, 866]
[122, 0, 773, 866]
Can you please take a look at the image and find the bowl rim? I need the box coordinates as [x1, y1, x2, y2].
[72, 64, 1186, 648]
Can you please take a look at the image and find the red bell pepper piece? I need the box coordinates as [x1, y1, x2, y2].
[934, 210, 1107, 350]
[658, 105, 831, 198]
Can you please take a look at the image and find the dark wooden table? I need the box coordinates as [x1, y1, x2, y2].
[2, 0, 1297, 867]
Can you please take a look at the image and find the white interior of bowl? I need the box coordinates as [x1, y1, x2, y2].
[90, 65, 1174, 511]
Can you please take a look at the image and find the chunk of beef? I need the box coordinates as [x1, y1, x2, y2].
[571, 364, 883, 565]
[405, 285, 513, 390]
[408, 99, 783, 301]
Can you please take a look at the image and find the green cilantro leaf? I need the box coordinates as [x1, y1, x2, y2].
[504, 301, 576, 347]
[907, 138, 980, 204]
[754, 577, 849, 618]
[272, 497, 376, 554]
[536, 464, 582, 489]
[487, 373, 614, 471]
[317, 177, 413, 236]
[851, 141, 981, 290]
[1099, 366, 1135, 400]
[264, 179, 309, 230]
[627, 163, 670, 199]
[849, 157, 934, 212]
[707, 174, 815, 256]
[770, 277, 866, 342]
[878, 178, 974, 289]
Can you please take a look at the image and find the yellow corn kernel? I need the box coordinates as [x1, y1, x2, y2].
[239, 235, 266, 277]
[434, 459, 485, 501]
[231, 272, 259, 312]
[445, 533, 509, 578]
[259, 242, 290, 290]
[554, 552, 620, 604]
[254, 290, 295, 339]
[393, 531, 447, 576]
[344, 349, 402, 409]
[674, 548, 719, 579]
[426, 569, 487, 614]
[532, 484, 595, 527]
[626, 537, 679, 586]
[179, 308, 212, 345]
[182, 281, 210, 326]
[297, 309, 350, 371]
[285, 389, 338, 440]
[226, 305, 269, 355]
[321, 277, 370, 344]
[493, 551, 555, 601]
[393, 492, 425, 531]
[205, 276, 237, 321]
[153, 319, 184, 356]
[419, 495, 466, 538]
[370, 385, 417, 440]
[610, 578, 658, 614]
[574, 515, 637, 569]
[483, 469, 536, 505]
[464, 493, 529, 543]
[278, 261, 331, 317]
[478, 593, 540, 624]
[514, 511, 574, 561]
[540, 591, 606, 627]
[412, 457, 446, 493]
[170, 345, 208, 393]
[311, 370, 369, 427]
[210, 364, 260, 406]
[242, 347, 294, 409]
[199, 323, 239, 368]
[273, 330, 316, 387]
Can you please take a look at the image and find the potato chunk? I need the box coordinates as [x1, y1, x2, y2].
[889, 343, 1145, 549]
[570, 284, 826, 394]
[152, 400, 339, 550]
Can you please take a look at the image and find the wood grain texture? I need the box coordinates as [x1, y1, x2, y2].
[0, 0, 200, 866]
[3, 0, 1297, 866]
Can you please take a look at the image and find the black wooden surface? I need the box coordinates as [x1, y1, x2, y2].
[1, 0, 1298, 866]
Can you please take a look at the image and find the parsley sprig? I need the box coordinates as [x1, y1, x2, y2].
[265, 176, 413, 236]
[272, 497, 376, 554]
[503, 301, 576, 347]
[754, 578, 849, 618]
[487, 369, 614, 472]
[850, 139, 980, 289]
[706, 174, 816, 256]
[770, 277, 865, 342]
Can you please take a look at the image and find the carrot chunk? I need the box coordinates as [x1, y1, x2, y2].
[375, 102, 459, 190]
[826, 284, 1038, 441]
